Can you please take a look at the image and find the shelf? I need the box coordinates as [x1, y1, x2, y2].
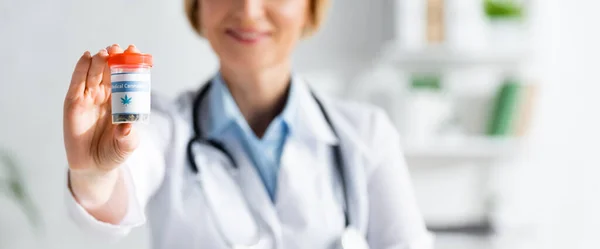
[378, 42, 530, 70]
[427, 219, 495, 236]
[403, 136, 521, 162]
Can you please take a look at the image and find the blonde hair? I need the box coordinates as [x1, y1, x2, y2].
[184, 0, 330, 37]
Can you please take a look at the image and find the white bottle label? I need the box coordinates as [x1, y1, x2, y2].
[111, 72, 151, 115]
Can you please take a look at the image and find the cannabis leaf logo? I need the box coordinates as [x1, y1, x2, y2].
[121, 94, 132, 106]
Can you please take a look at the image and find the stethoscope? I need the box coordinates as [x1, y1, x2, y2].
[186, 79, 369, 249]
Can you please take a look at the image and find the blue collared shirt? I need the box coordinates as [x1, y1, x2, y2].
[205, 73, 298, 201]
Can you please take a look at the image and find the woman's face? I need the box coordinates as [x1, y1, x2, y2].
[199, 0, 310, 71]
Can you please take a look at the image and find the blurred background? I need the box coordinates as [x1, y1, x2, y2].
[1, 0, 599, 248]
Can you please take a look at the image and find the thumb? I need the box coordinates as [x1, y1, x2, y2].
[114, 123, 139, 155]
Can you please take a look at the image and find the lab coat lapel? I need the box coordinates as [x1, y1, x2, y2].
[276, 134, 348, 245]
[312, 91, 370, 234]
[276, 135, 324, 207]
[225, 135, 284, 248]
[275, 79, 351, 249]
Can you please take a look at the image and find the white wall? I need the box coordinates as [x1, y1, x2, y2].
[536, 1, 600, 248]
[494, 0, 600, 248]
[0, 0, 388, 248]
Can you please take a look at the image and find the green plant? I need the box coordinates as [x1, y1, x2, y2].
[484, 0, 524, 19]
[0, 148, 42, 231]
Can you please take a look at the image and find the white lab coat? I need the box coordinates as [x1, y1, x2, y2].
[65, 77, 434, 249]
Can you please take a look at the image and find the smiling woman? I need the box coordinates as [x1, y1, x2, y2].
[63, 0, 432, 248]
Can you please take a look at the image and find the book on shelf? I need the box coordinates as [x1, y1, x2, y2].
[426, 0, 445, 44]
[514, 82, 538, 136]
[486, 78, 538, 137]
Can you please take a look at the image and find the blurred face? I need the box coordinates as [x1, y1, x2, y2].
[199, 0, 310, 71]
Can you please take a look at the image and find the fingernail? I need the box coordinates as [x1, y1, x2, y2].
[123, 128, 131, 137]
[98, 48, 108, 55]
[120, 124, 132, 137]
[107, 44, 119, 50]
[83, 51, 91, 57]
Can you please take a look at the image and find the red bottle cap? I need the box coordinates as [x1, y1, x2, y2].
[108, 45, 153, 67]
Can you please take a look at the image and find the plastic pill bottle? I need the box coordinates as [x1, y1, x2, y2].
[107, 45, 153, 124]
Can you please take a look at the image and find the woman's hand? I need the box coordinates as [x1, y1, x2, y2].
[63, 45, 137, 221]
[64, 44, 139, 173]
